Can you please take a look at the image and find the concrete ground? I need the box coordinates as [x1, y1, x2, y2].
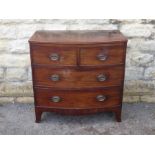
[0, 103, 155, 135]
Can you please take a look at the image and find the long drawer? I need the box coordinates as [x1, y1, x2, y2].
[34, 87, 122, 109]
[33, 66, 124, 88]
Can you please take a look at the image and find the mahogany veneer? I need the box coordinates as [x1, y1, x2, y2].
[29, 30, 127, 123]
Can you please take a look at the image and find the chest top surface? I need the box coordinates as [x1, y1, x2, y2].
[29, 30, 127, 44]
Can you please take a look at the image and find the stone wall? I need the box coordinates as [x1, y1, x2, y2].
[0, 19, 155, 104]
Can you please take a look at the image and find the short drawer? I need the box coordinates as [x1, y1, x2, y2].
[31, 46, 77, 66]
[35, 87, 122, 108]
[33, 66, 124, 88]
[80, 45, 125, 66]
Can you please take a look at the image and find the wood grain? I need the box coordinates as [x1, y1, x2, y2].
[80, 45, 124, 66]
[33, 66, 124, 88]
[29, 30, 127, 122]
[35, 87, 122, 109]
[31, 46, 77, 66]
[29, 30, 127, 44]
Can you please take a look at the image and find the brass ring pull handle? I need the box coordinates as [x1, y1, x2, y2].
[96, 95, 106, 102]
[97, 74, 107, 82]
[50, 53, 60, 61]
[97, 53, 107, 61]
[51, 74, 60, 81]
[51, 96, 61, 103]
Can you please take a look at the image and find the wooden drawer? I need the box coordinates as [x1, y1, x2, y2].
[80, 45, 124, 66]
[35, 87, 122, 109]
[33, 66, 124, 88]
[31, 46, 77, 66]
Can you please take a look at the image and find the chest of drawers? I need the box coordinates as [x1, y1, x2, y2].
[29, 30, 127, 123]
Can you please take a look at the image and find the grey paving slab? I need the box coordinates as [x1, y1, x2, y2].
[0, 103, 155, 135]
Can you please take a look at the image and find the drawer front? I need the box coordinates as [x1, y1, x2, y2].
[35, 87, 122, 108]
[80, 45, 124, 66]
[33, 66, 124, 88]
[31, 46, 77, 66]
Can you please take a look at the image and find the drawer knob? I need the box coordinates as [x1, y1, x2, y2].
[51, 96, 61, 103]
[51, 74, 60, 81]
[97, 74, 106, 82]
[96, 95, 106, 102]
[97, 53, 107, 61]
[50, 53, 59, 61]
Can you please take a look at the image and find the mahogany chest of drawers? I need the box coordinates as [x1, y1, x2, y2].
[29, 30, 127, 123]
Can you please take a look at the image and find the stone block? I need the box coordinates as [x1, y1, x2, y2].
[138, 40, 155, 52]
[28, 67, 32, 81]
[124, 80, 155, 95]
[127, 39, 155, 53]
[127, 38, 145, 50]
[0, 25, 17, 39]
[16, 97, 34, 104]
[118, 19, 143, 24]
[9, 39, 29, 53]
[80, 19, 110, 24]
[6, 68, 27, 81]
[0, 54, 30, 67]
[120, 24, 153, 37]
[144, 67, 155, 80]
[0, 40, 9, 52]
[41, 24, 67, 30]
[140, 95, 155, 103]
[125, 67, 144, 80]
[16, 24, 43, 39]
[67, 24, 118, 30]
[0, 97, 14, 104]
[130, 52, 154, 67]
[0, 68, 4, 79]
[0, 82, 33, 97]
[123, 95, 140, 103]
[0, 19, 35, 24]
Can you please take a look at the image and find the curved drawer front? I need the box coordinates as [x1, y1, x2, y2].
[80, 45, 124, 66]
[33, 66, 124, 88]
[31, 46, 77, 66]
[35, 87, 122, 108]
